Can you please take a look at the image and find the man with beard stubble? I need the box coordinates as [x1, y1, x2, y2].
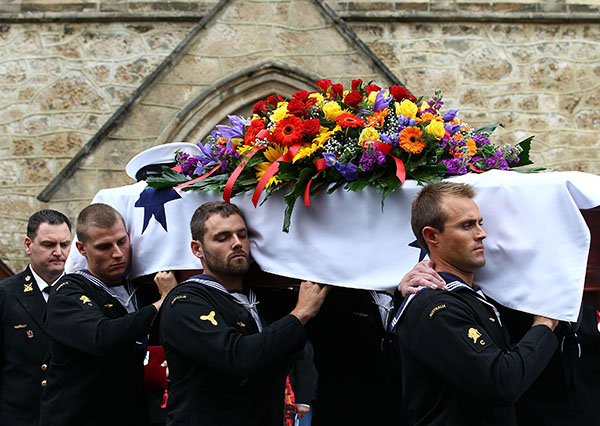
[160, 201, 330, 426]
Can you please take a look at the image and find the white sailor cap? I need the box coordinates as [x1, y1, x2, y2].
[125, 142, 202, 180]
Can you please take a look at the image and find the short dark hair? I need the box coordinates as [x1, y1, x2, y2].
[411, 182, 476, 252]
[76, 203, 125, 244]
[27, 210, 72, 240]
[190, 201, 244, 242]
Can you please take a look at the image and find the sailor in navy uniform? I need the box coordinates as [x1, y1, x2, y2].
[160, 201, 329, 426]
[392, 182, 559, 426]
[39, 204, 177, 426]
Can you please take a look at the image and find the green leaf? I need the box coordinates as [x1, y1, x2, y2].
[511, 136, 534, 167]
[146, 167, 190, 188]
[282, 168, 313, 233]
[474, 123, 503, 135]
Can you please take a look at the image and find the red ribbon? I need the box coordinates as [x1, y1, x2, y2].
[251, 144, 301, 207]
[468, 162, 485, 173]
[175, 164, 221, 190]
[223, 147, 263, 203]
[304, 158, 328, 207]
[365, 140, 406, 184]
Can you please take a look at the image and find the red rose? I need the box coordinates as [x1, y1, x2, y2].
[406, 93, 417, 103]
[252, 100, 268, 117]
[293, 90, 310, 102]
[351, 79, 363, 91]
[266, 94, 284, 107]
[390, 85, 414, 101]
[331, 83, 344, 100]
[244, 119, 265, 145]
[305, 97, 318, 109]
[344, 91, 363, 108]
[316, 79, 333, 93]
[302, 118, 321, 136]
[365, 83, 381, 95]
[287, 99, 305, 117]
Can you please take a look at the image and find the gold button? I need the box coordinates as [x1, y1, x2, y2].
[41, 380, 47, 387]
[41, 364, 48, 371]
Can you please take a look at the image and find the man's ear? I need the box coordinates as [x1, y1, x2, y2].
[75, 240, 86, 258]
[24, 236, 33, 256]
[191, 240, 204, 261]
[422, 226, 439, 249]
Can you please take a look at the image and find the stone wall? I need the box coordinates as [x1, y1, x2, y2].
[1, 0, 599, 272]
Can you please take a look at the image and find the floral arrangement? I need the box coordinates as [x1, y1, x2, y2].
[147, 79, 534, 232]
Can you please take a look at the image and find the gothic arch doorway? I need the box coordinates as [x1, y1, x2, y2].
[157, 61, 322, 145]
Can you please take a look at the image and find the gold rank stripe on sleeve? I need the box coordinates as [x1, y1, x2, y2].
[170, 295, 187, 305]
[55, 281, 70, 292]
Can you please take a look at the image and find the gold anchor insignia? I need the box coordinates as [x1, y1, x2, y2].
[24, 283, 33, 292]
[80, 295, 92, 304]
[200, 311, 218, 326]
[468, 327, 482, 344]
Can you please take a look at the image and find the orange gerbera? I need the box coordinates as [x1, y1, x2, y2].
[335, 112, 365, 128]
[272, 116, 304, 146]
[367, 109, 389, 128]
[398, 126, 426, 154]
[450, 137, 478, 158]
[416, 112, 438, 123]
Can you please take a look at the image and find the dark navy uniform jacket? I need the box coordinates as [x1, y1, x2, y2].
[160, 274, 306, 426]
[0, 267, 49, 426]
[40, 272, 156, 426]
[394, 272, 559, 426]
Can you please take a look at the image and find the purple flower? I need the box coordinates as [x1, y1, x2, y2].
[472, 133, 490, 146]
[444, 123, 461, 136]
[442, 158, 468, 175]
[442, 109, 459, 122]
[359, 149, 386, 172]
[323, 153, 358, 181]
[397, 115, 416, 130]
[374, 91, 392, 112]
[215, 115, 249, 139]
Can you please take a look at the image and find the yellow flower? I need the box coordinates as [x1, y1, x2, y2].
[398, 99, 418, 118]
[255, 145, 288, 188]
[359, 127, 380, 145]
[237, 145, 254, 156]
[309, 92, 324, 107]
[315, 125, 341, 145]
[425, 120, 446, 139]
[322, 102, 343, 121]
[367, 90, 379, 106]
[293, 142, 323, 163]
[270, 102, 288, 123]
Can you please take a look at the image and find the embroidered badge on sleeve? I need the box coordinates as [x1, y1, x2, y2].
[463, 326, 488, 353]
[200, 311, 218, 326]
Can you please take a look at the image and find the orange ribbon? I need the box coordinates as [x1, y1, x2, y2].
[304, 158, 328, 207]
[364, 140, 406, 184]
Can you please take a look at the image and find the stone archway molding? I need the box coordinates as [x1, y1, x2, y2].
[157, 60, 323, 145]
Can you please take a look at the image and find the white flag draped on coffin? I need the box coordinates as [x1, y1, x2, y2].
[66, 170, 600, 322]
